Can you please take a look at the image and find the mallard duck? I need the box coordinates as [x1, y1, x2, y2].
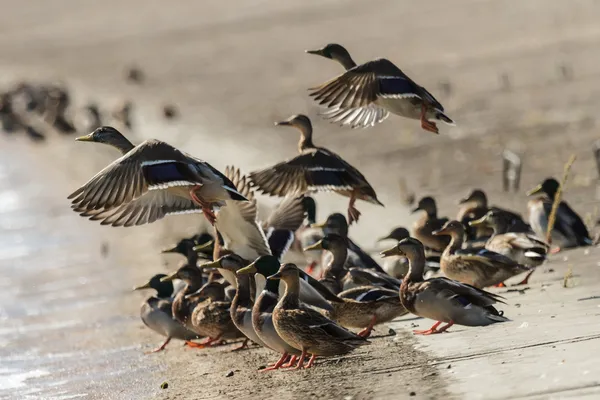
[377, 227, 410, 278]
[381, 237, 508, 335]
[458, 189, 528, 240]
[208, 254, 268, 349]
[184, 280, 246, 349]
[433, 220, 531, 288]
[293, 196, 324, 274]
[248, 115, 383, 224]
[306, 43, 454, 133]
[527, 178, 592, 251]
[160, 262, 207, 346]
[304, 235, 407, 337]
[268, 263, 370, 369]
[469, 210, 549, 286]
[68, 126, 248, 226]
[313, 213, 386, 274]
[411, 196, 450, 253]
[133, 273, 200, 353]
[237, 255, 304, 371]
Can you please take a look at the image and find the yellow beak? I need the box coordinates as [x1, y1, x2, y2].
[237, 262, 257, 275]
[75, 133, 94, 142]
[199, 259, 221, 270]
[193, 240, 214, 253]
[468, 216, 487, 227]
[526, 184, 543, 196]
[380, 246, 400, 258]
[310, 221, 326, 229]
[303, 239, 323, 252]
[132, 282, 151, 291]
[160, 271, 178, 282]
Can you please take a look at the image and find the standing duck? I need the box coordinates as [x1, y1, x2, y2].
[527, 178, 592, 251]
[469, 210, 549, 286]
[306, 43, 453, 133]
[268, 263, 370, 369]
[411, 196, 450, 253]
[248, 115, 383, 224]
[381, 238, 508, 335]
[68, 126, 248, 226]
[237, 255, 304, 371]
[133, 273, 200, 353]
[433, 220, 531, 288]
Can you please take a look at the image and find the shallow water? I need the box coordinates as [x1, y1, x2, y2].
[0, 138, 167, 399]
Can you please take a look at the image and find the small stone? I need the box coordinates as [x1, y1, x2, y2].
[447, 364, 451, 369]
[226, 371, 234, 377]
[162, 104, 178, 120]
[257, 365, 266, 370]
[409, 391, 416, 396]
[388, 328, 397, 336]
[160, 382, 168, 389]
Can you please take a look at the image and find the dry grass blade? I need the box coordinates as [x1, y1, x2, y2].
[545, 154, 577, 243]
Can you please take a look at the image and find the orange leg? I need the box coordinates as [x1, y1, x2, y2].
[281, 355, 298, 369]
[292, 349, 308, 370]
[514, 270, 535, 286]
[145, 337, 171, 354]
[550, 247, 561, 254]
[420, 104, 439, 134]
[261, 353, 289, 372]
[357, 315, 377, 338]
[185, 335, 221, 349]
[437, 321, 454, 333]
[304, 354, 317, 369]
[494, 282, 507, 288]
[306, 261, 317, 276]
[189, 185, 217, 226]
[347, 192, 361, 225]
[231, 339, 249, 352]
[413, 321, 442, 335]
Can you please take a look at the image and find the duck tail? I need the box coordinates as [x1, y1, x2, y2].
[435, 111, 455, 126]
[485, 305, 510, 323]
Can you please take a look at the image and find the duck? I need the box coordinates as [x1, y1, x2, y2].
[267, 263, 370, 369]
[304, 235, 407, 337]
[68, 126, 248, 226]
[208, 253, 268, 349]
[306, 43, 454, 133]
[313, 213, 387, 274]
[292, 196, 324, 274]
[133, 273, 200, 353]
[433, 220, 531, 288]
[457, 189, 528, 240]
[381, 237, 508, 335]
[469, 210, 549, 286]
[248, 115, 383, 224]
[526, 177, 592, 251]
[184, 280, 246, 350]
[411, 196, 450, 253]
[237, 255, 304, 371]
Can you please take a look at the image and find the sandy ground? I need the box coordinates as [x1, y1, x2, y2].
[2, 0, 600, 399]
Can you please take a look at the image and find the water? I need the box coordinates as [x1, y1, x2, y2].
[0, 138, 170, 399]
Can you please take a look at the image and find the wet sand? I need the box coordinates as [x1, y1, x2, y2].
[2, 1, 600, 399]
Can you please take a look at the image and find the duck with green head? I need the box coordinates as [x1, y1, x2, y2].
[527, 177, 591, 252]
[133, 273, 201, 353]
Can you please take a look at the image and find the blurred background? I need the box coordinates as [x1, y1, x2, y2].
[1, 0, 599, 398]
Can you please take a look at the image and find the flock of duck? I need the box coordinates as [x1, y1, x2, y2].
[65, 44, 593, 370]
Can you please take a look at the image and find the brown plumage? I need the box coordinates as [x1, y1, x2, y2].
[411, 196, 450, 252]
[249, 114, 382, 224]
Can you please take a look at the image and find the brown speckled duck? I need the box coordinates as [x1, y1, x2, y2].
[433, 220, 531, 288]
[249, 115, 383, 224]
[411, 196, 450, 253]
[381, 237, 508, 335]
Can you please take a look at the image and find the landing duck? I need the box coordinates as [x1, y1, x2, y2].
[69, 126, 248, 226]
[381, 237, 508, 335]
[248, 115, 383, 224]
[306, 43, 453, 133]
[527, 178, 592, 251]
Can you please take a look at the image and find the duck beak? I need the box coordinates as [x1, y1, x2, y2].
[274, 120, 291, 127]
[432, 228, 448, 236]
[310, 221, 326, 229]
[193, 240, 214, 253]
[305, 48, 325, 57]
[75, 133, 94, 142]
[526, 184, 543, 196]
[184, 291, 202, 300]
[376, 235, 392, 243]
[237, 262, 257, 275]
[380, 246, 400, 258]
[267, 272, 282, 281]
[160, 272, 178, 282]
[132, 282, 151, 291]
[303, 239, 323, 252]
[161, 245, 178, 254]
[458, 196, 469, 205]
[468, 216, 486, 227]
[199, 259, 221, 270]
